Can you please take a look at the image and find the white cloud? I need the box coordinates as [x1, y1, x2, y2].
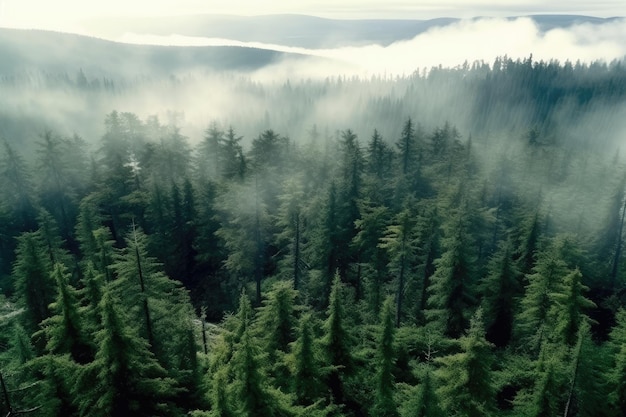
[116, 17, 626, 79]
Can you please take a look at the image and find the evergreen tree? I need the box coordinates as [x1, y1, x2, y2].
[229, 322, 295, 417]
[197, 122, 224, 181]
[289, 313, 324, 405]
[372, 297, 398, 417]
[221, 126, 246, 181]
[255, 281, 297, 388]
[323, 274, 354, 407]
[74, 289, 178, 417]
[75, 195, 105, 263]
[352, 200, 390, 317]
[426, 202, 477, 338]
[275, 176, 306, 289]
[479, 239, 520, 347]
[12, 231, 55, 342]
[35, 130, 76, 239]
[608, 309, 626, 414]
[549, 268, 595, 346]
[41, 263, 93, 364]
[515, 239, 569, 353]
[435, 309, 495, 417]
[400, 365, 443, 417]
[0, 141, 37, 231]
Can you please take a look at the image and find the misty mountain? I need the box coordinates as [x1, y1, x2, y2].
[84, 14, 622, 48]
[0, 28, 304, 78]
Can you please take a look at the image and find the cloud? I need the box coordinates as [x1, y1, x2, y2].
[116, 17, 626, 79]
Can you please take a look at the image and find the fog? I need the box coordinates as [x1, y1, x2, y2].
[2, 16, 626, 165]
[118, 17, 626, 77]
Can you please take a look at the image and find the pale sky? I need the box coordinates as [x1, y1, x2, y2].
[1, 0, 625, 35]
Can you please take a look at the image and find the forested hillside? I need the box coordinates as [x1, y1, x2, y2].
[2, 57, 626, 417]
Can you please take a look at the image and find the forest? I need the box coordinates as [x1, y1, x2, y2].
[2, 56, 626, 417]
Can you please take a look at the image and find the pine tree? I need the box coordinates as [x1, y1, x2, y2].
[323, 274, 354, 406]
[197, 122, 224, 181]
[372, 297, 398, 417]
[255, 281, 297, 388]
[0, 141, 37, 231]
[275, 177, 306, 289]
[73, 289, 178, 417]
[549, 268, 595, 346]
[380, 206, 416, 328]
[289, 313, 324, 405]
[41, 263, 93, 364]
[229, 323, 295, 417]
[12, 231, 55, 342]
[352, 200, 390, 317]
[515, 241, 569, 353]
[435, 309, 495, 417]
[426, 203, 477, 338]
[608, 309, 626, 414]
[401, 365, 443, 417]
[75, 195, 105, 262]
[479, 239, 520, 347]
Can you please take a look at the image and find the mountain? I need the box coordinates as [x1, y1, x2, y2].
[0, 28, 301, 78]
[83, 14, 623, 49]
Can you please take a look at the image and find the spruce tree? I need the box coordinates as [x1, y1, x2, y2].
[435, 309, 495, 417]
[549, 268, 595, 346]
[426, 204, 477, 338]
[289, 313, 324, 406]
[608, 309, 626, 414]
[515, 241, 569, 353]
[12, 231, 55, 342]
[479, 239, 520, 347]
[74, 289, 178, 417]
[323, 274, 354, 406]
[41, 263, 93, 364]
[372, 297, 398, 417]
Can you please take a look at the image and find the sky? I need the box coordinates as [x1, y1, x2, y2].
[1, 0, 626, 34]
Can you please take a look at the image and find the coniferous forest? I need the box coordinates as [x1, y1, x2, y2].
[3, 56, 626, 417]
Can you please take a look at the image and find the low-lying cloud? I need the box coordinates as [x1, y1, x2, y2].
[117, 17, 626, 78]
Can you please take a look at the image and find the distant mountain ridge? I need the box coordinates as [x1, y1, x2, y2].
[0, 28, 297, 77]
[84, 14, 623, 48]
[0, 14, 622, 79]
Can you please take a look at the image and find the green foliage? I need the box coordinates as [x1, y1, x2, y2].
[426, 202, 478, 338]
[323, 274, 355, 406]
[40, 263, 93, 363]
[12, 231, 55, 341]
[549, 268, 595, 346]
[288, 313, 324, 405]
[435, 309, 495, 417]
[5, 63, 626, 417]
[371, 297, 398, 417]
[74, 289, 179, 417]
[479, 239, 520, 347]
[515, 240, 569, 353]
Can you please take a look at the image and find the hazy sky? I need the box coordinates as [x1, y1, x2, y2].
[1, 0, 625, 34]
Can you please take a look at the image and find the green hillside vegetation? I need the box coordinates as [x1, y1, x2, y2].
[2, 57, 626, 416]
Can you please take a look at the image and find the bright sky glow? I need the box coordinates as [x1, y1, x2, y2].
[1, 0, 625, 35]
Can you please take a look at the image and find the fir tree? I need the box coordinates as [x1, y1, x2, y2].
[435, 309, 495, 417]
[372, 297, 398, 417]
[479, 239, 520, 347]
[289, 313, 324, 405]
[74, 289, 178, 417]
[13, 231, 55, 342]
[41, 263, 93, 364]
[323, 274, 354, 406]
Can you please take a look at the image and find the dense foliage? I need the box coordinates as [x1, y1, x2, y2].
[2, 57, 626, 416]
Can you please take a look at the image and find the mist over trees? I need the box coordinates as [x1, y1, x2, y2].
[2, 53, 626, 417]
